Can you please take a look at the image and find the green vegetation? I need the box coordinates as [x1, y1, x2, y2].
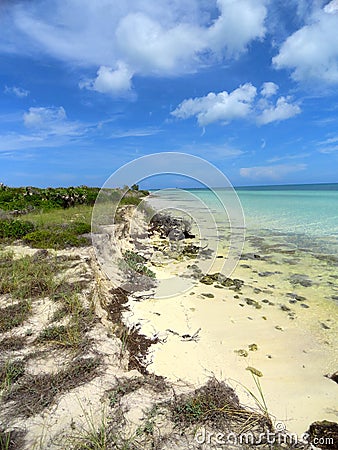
[0, 184, 100, 212]
[0, 184, 149, 249]
[122, 250, 156, 278]
[0, 219, 35, 239]
[0, 359, 25, 391]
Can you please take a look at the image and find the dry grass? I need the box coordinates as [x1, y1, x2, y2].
[3, 356, 101, 418]
[171, 378, 272, 434]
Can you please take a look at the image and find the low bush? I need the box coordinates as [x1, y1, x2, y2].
[0, 220, 35, 239]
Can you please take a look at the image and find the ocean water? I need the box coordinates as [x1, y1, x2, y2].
[134, 183, 338, 431]
[149, 183, 338, 257]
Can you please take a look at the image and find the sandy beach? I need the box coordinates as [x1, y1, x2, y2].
[119, 196, 338, 436]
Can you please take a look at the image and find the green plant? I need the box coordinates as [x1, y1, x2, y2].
[0, 360, 25, 391]
[0, 219, 35, 239]
[0, 430, 11, 450]
[0, 301, 32, 332]
[122, 250, 156, 278]
[244, 367, 269, 419]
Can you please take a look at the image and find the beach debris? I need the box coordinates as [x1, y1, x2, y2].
[201, 292, 214, 298]
[199, 273, 244, 291]
[321, 322, 331, 330]
[246, 366, 263, 377]
[235, 349, 248, 357]
[181, 328, 201, 342]
[245, 298, 262, 309]
[286, 292, 306, 301]
[280, 304, 291, 312]
[166, 329, 180, 336]
[248, 343, 258, 351]
[325, 371, 338, 384]
[290, 274, 313, 287]
[300, 303, 310, 308]
[275, 325, 283, 331]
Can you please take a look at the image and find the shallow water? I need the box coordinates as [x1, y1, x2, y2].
[130, 185, 338, 434]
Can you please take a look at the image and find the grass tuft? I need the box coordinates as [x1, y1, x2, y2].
[4, 357, 101, 417]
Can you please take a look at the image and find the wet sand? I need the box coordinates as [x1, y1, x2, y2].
[123, 203, 338, 435]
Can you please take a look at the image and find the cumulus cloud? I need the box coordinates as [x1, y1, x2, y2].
[172, 83, 257, 126]
[273, 2, 338, 83]
[257, 96, 301, 124]
[4, 85, 29, 97]
[206, 0, 267, 57]
[260, 82, 278, 97]
[172, 82, 300, 126]
[80, 63, 133, 96]
[1, 0, 268, 95]
[240, 163, 307, 180]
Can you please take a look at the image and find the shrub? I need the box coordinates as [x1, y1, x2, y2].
[0, 220, 35, 239]
[23, 229, 90, 249]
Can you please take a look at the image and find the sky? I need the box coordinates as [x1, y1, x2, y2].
[0, 0, 338, 188]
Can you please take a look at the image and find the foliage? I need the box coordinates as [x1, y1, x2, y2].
[0, 220, 35, 239]
[122, 250, 156, 278]
[0, 185, 100, 212]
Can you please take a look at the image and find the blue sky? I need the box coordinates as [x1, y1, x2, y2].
[1, 0, 338, 188]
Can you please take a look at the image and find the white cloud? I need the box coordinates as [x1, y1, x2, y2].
[268, 152, 311, 163]
[240, 163, 307, 180]
[0, 105, 95, 152]
[260, 82, 278, 97]
[257, 96, 301, 125]
[172, 83, 257, 126]
[319, 145, 338, 154]
[23, 106, 91, 138]
[318, 134, 338, 153]
[111, 127, 161, 138]
[324, 0, 338, 14]
[206, 0, 267, 57]
[172, 83, 300, 126]
[4, 85, 29, 97]
[2, 0, 268, 95]
[273, 3, 338, 83]
[80, 63, 133, 96]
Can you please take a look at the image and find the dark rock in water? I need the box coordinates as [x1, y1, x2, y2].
[280, 304, 291, 312]
[253, 287, 262, 294]
[289, 299, 297, 304]
[307, 421, 338, 449]
[199, 273, 244, 291]
[290, 274, 313, 287]
[245, 298, 262, 309]
[258, 271, 275, 277]
[286, 292, 306, 302]
[326, 371, 338, 384]
[201, 293, 215, 298]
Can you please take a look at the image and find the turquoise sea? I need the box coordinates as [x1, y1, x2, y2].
[149, 183, 338, 257]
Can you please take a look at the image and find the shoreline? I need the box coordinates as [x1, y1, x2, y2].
[121, 199, 338, 436]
